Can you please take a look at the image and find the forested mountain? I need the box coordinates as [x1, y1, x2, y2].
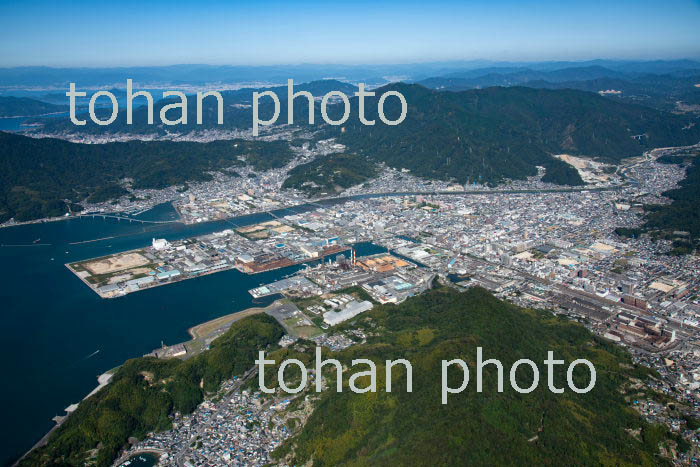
[418, 67, 700, 112]
[271, 287, 687, 465]
[282, 153, 378, 196]
[420, 65, 631, 89]
[324, 83, 700, 185]
[646, 155, 700, 238]
[0, 132, 293, 222]
[418, 65, 700, 88]
[5, 82, 700, 221]
[0, 96, 67, 117]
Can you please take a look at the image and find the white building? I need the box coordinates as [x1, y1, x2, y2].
[323, 300, 374, 326]
[152, 238, 170, 250]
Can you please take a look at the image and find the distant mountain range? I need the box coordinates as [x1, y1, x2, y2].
[25, 79, 359, 136]
[0, 96, 67, 117]
[0, 59, 698, 88]
[421, 65, 633, 86]
[417, 65, 700, 112]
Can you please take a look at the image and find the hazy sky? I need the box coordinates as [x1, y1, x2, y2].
[1, 0, 699, 67]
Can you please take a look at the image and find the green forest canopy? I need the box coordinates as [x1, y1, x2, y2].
[275, 287, 684, 466]
[282, 153, 378, 196]
[0, 132, 293, 222]
[326, 84, 700, 186]
[21, 287, 688, 466]
[20, 314, 284, 467]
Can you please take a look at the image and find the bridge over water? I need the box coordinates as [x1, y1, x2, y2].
[80, 214, 177, 224]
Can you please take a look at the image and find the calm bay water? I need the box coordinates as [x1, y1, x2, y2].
[0, 111, 72, 131]
[0, 116, 30, 131]
[119, 452, 158, 467]
[0, 203, 382, 465]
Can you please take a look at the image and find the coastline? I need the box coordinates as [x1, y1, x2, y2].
[66, 244, 349, 299]
[4, 183, 633, 464]
[13, 370, 115, 467]
[114, 449, 164, 467]
[0, 110, 68, 119]
[14, 300, 280, 466]
[187, 305, 269, 340]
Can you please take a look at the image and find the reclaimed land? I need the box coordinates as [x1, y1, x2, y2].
[66, 244, 350, 299]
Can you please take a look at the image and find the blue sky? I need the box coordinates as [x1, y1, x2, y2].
[0, 0, 699, 66]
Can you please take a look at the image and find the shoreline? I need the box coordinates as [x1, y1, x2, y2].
[114, 449, 164, 467]
[13, 370, 115, 467]
[0, 110, 68, 119]
[66, 244, 349, 299]
[14, 300, 280, 466]
[3, 182, 637, 465]
[187, 305, 270, 340]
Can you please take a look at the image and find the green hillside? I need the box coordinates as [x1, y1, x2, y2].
[20, 314, 284, 467]
[0, 132, 293, 222]
[5, 84, 700, 221]
[326, 84, 700, 185]
[273, 287, 684, 466]
[282, 153, 378, 196]
[618, 153, 700, 254]
[20, 288, 688, 466]
[645, 155, 700, 241]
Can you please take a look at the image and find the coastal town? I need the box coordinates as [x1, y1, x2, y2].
[10, 116, 698, 466]
[5, 4, 700, 466]
[79, 143, 700, 466]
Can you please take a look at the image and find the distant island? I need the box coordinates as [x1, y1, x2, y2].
[0, 96, 67, 117]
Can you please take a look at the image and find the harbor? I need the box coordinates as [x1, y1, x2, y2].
[66, 217, 352, 299]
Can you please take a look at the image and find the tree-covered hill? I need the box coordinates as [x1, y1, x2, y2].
[274, 287, 686, 466]
[0, 132, 293, 222]
[326, 83, 700, 186]
[20, 314, 284, 467]
[645, 156, 700, 245]
[7, 82, 700, 220]
[282, 153, 378, 196]
[19, 288, 690, 466]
